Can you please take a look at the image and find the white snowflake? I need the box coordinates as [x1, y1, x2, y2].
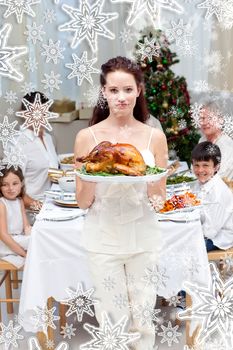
[21, 81, 36, 95]
[149, 194, 165, 212]
[61, 283, 98, 322]
[0, 320, 24, 350]
[166, 295, 182, 307]
[119, 125, 133, 138]
[190, 102, 203, 128]
[31, 305, 60, 333]
[111, 0, 183, 27]
[24, 22, 45, 45]
[6, 107, 14, 116]
[43, 9, 56, 23]
[102, 276, 116, 291]
[177, 37, 198, 57]
[0, 0, 40, 24]
[158, 320, 182, 347]
[126, 272, 136, 286]
[178, 263, 233, 343]
[41, 71, 62, 93]
[193, 80, 209, 93]
[0, 115, 20, 149]
[16, 92, 58, 136]
[24, 57, 38, 72]
[60, 323, 76, 340]
[112, 293, 128, 309]
[59, 0, 118, 52]
[66, 51, 99, 86]
[133, 302, 160, 327]
[41, 39, 65, 64]
[46, 339, 55, 349]
[119, 28, 134, 44]
[81, 311, 140, 350]
[178, 119, 187, 130]
[4, 90, 18, 104]
[197, 0, 232, 24]
[2, 146, 26, 170]
[84, 85, 106, 108]
[0, 23, 27, 81]
[28, 337, 69, 350]
[166, 19, 192, 44]
[136, 37, 160, 62]
[203, 50, 224, 76]
[142, 265, 168, 291]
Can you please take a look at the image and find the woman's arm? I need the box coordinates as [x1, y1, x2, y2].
[74, 129, 96, 209]
[0, 203, 27, 257]
[20, 199, 31, 235]
[147, 129, 168, 201]
[23, 193, 43, 211]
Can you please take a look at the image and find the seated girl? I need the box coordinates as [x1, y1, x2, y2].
[0, 166, 31, 268]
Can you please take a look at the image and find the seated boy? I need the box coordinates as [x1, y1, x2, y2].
[191, 141, 233, 252]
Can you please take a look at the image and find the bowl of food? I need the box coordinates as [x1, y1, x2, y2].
[58, 153, 75, 170]
[58, 176, 76, 192]
[166, 174, 197, 191]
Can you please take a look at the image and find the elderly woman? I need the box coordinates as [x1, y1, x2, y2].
[198, 101, 233, 180]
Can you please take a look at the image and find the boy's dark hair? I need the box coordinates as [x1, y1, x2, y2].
[21, 91, 48, 110]
[191, 141, 221, 167]
[0, 166, 25, 198]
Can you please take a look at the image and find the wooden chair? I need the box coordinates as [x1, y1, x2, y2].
[0, 260, 23, 322]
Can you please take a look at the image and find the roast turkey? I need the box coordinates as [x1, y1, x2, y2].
[77, 141, 146, 176]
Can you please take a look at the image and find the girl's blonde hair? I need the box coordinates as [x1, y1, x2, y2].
[0, 166, 25, 198]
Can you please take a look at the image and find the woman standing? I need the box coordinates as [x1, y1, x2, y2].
[74, 56, 168, 350]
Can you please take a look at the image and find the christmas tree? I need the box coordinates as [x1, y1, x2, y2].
[135, 29, 199, 164]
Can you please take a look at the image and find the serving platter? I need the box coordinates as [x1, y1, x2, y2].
[76, 169, 168, 183]
[53, 199, 79, 208]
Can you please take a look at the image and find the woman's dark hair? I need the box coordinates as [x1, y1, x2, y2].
[0, 166, 25, 198]
[21, 91, 48, 110]
[89, 56, 149, 126]
[191, 141, 221, 167]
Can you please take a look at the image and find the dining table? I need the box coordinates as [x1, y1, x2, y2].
[18, 186, 211, 346]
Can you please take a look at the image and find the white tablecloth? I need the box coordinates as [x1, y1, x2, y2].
[19, 199, 210, 332]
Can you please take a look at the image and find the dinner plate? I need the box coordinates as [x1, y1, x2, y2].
[160, 204, 202, 215]
[54, 199, 79, 208]
[76, 169, 168, 183]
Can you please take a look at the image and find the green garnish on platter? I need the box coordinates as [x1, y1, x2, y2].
[167, 175, 196, 185]
[78, 165, 166, 176]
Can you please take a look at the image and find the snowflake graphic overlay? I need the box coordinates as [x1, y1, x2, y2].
[24, 22, 45, 45]
[0, 0, 40, 24]
[59, 0, 118, 52]
[41, 71, 62, 93]
[16, 92, 58, 136]
[0, 23, 27, 81]
[197, 0, 233, 26]
[60, 323, 76, 340]
[66, 51, 99, 86]
[61, 283, 98, 322]
[133, 301, 161, 328]
[81, 311, 140, 350]
[4, 90, 18, 104]
[142, 265, 169, 291]
[0, 116, 20, 149]
[2, 146, 26, 170]
[31, 305, 60, 334]
[136, 37, 160, 62]
[166, 19, 192, 45]
[190, 102, 203, 128]
[41, 39, 65, 64]
[0, 320, 24, 350]
[178, 263, 233, 344]
[84, 85, 107, 108]
[28, 336, 69, 350]
[110, 0, 183, 27]
[148, 194, 165, 212]
[158, 321, 182, 347]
